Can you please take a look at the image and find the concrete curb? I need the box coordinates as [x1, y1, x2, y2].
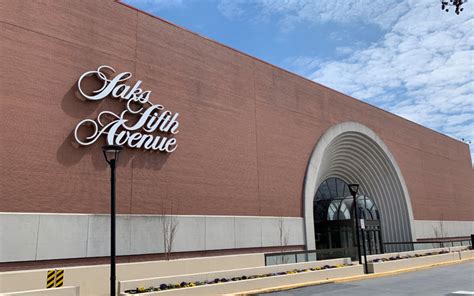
[230, 257, 474, 295]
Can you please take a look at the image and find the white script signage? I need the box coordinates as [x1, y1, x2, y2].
[74, 65, 179, 152]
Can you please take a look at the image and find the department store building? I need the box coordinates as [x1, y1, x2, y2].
[1, 0, 473, 271]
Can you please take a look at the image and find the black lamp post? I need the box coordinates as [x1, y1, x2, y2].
[361, 195, 369, 274]
[102, 145, 123, 296]
[348, 183, 362, 265]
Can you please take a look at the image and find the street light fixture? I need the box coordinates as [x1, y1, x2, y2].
[102, 144, 123, 296]
[348, 183, 362, 265]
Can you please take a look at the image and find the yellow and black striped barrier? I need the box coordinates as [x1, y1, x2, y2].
[55, 269, 64, 287]
[46, 270, 55, 288]
[46, 269, 64, 289]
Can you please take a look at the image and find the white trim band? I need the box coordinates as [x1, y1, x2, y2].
[413, 220, 474, 240]
[0, 213, 304, 263]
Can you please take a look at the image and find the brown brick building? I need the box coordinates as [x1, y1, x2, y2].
[1, 0, 473, 271]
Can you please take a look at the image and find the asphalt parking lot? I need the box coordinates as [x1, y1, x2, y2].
[258, 261, 474, 296]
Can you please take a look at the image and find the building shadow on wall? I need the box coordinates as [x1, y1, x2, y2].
[56, 131, 170, 171]
[130, 150, 170, 171]
[61, 83, 100, 118]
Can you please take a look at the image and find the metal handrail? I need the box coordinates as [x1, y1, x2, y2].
[264, 250, 318, 266]
[384, 238, 470, 244]
[264, 238, 472, 266]
[265, 249, 317, 257]
[382, 239, 472, 250]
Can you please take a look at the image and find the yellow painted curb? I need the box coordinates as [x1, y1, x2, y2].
[228, 257, 474, 296]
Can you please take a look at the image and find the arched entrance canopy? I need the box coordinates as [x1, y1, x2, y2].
[303, 122, 415, 251]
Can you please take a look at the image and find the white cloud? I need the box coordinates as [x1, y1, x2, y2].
[309, 1, 474, 159]
[336, 46, 354, 55]
[218, 0, 409, 29]
[217, 0, 248, 19]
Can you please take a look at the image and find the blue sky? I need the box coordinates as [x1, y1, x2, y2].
[124, 0, 473, 161]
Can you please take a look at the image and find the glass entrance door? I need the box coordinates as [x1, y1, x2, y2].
[313, 178, 384, 260]
[364, 228, 382, 255]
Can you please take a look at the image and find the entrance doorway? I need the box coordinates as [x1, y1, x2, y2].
[313, 177, 384, 260]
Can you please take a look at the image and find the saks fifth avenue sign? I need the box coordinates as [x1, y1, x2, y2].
[74, 65, 179, 152]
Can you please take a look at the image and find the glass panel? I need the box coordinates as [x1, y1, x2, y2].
[342, 184, 348, 198]
[365, 199, 375, 220]
[342, 198, 353, 214]
[370, 231, 377, 254]
[336, 178, 346, 197]
[327, 178, 338, 198]
[317, 231, 329, 249]
[347, 227, 353, 247]
[315, 189, 322, 200]
[265, 251, 320, 266]
[307, 252, 317, 261]
[296, 252, 317, 263]
[327, 200, 340, 220]
[314, 200, 329, 222]
[341, 227, 351, 248]
[338, 201, 351, 220]
[319, 181, 330, 199]
[365, 199, 374, 209]
[331, 230, 341, 248]
[277, 254, 296, 264]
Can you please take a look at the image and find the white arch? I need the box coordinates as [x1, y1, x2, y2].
[304, 122, 415, 250]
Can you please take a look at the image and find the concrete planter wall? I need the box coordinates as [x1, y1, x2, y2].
[459, 250, 474, 260]
[119, 265, 363, 295]
[119, 257, 352, 293]
[0, 253, 263, 296]
[449, 246, 471, 252]
[365, 246, 470, 263]
[366, 247, 444, 263]
[367, 252, 459, 274]
[0, 286, 79, 296]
